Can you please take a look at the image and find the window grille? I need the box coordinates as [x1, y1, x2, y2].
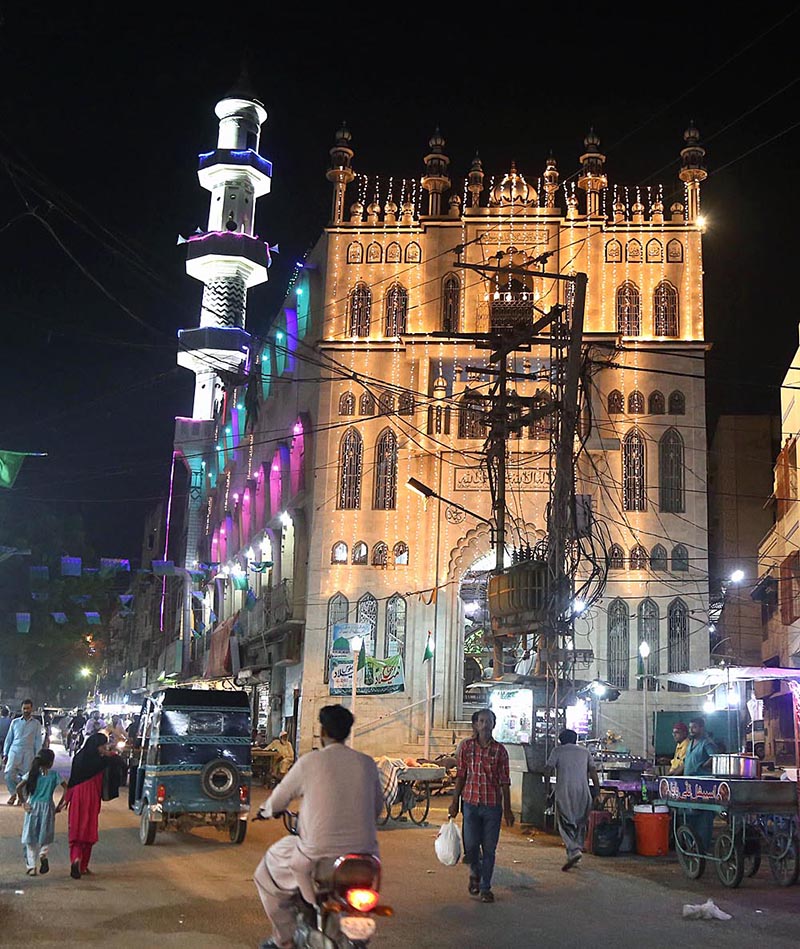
[616, 281, 641, 335]
[325, 593, 349, 680]
[668, 391, 686, 415]
[630, 545, 648, 569]
[458, 394, 485, 438]
[352, 542, 368, 565]
[338, 428, 362, 509]
[667, 598, 689, 691]
[654, 281, 679, 336]
[359, 392, 375, 416]
[623, 430, 646, 511]
[671, 544, 689, 572]
[607, 599, 630, 689]
[442, 274, 460, 333]
[356, 593, 378, 654]
[398, 392, 415, 415]
[637, 598, 659, 691]
[338, 392, 355, 416]
[373, 429, 398, 510]
[609, 544, 625, 569]
[348, 283, 371, 337]
[393, 541, 409, 565]
[378, 391, 395, 415]
[650, 544, 667, 571]
[628, 390, 644, 414]
[385, 593, 407, 659]
[331, 542, 348, 564]
[648, 391, 665, 415]
[608, 390, 624, 414]
[659, 428, 685, 512]
[384, 284, 408, 336]
[372, 542, 388, 567]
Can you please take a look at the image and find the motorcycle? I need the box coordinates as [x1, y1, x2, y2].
[253, 810, 391, 948]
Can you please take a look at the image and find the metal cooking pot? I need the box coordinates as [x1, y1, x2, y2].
[711, 754, 761, 779]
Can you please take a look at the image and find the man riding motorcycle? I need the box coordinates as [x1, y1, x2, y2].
[253, 705, 384, 949]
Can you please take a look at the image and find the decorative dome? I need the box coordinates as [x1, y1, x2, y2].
[489, 162, 537, 206]
[350, 200, 364, 215]
[584, 127, 601, 150]
[335, 123, 352, 145]
[429, 127, 446, 151]
[367, 200, 381, 216]
[384, 199, 398, 215]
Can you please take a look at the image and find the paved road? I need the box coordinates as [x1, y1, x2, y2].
[1, 742, 799, 948]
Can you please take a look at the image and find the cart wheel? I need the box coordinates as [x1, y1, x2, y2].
[389, 788, 406, 821]
[377, 797, 391, 826]
[768, 832, 800, 886]
[714, 831, 745, 888]
[675, 825, 705, 880]
[408, 782, 431, 825]
[744, 828, 761, 877]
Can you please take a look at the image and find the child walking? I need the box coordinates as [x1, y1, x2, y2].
[16, 748, 66, 876]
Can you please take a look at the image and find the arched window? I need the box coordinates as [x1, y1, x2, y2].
[373, 428, 398, 510]
[608, 390, 624, 415]
[325, 593, 349, 680]
[646, 239, 663, 263]
[666, 239, 683, 263]
[667, 598, 690, 691]
[398, 392, 415, 416]
[366, 242, 382, 263]
[671, 544, 689, 572]
[384, 283, 408, 336]
[630, 545, 648, 570]
[609, 544, 625, 569]
[637, 598, 659, 691]
[659, 428, 685, 513]
[359, 392, 375, 416]
[338, 391, 355, 416]
[355, 593, 378, 656]
[607, 599, 630, 690]
[427, 377, 451, 435]
[628, 390, 645, 414]
[386, 241, 402, 264]
[442, 274, 460, 333]
[458, 393, 485, 439]
[605, 239, 622, 263]
[372, 542, 389, 567]
[654, 281, 679, 336]
[405, 242, 421, 263]
[378, 391, 395, 415]
[648, 391, 665, 415]
[346, 241, 363, 264]
[393, 541, 409, 565]
[331, 542, 348, 564]
[650, 544, 667, 571]
[352, 541, 368, 565]
[616, 282, 641, 336]
[385, 593, 407, 659]
[348, 283, 371, 337]
[337, 428, 362, 509]
[626, 239, 642, 263]
[668, 390, 686, 415]
[623, 430, 646, 511]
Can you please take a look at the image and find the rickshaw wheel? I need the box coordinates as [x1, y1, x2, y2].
[377, 798, 392, 826]
[229, 818, 247, 844]
[140, 807, 157, 846]
[408, 782, 431, 825]
[768, 832, 800, 886]
[675, 825, 705, 879]
[388, 790, 405, 821]
[714, 831, 745, 888]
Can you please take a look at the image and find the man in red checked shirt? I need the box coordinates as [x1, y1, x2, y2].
[448, 708, 514, 903]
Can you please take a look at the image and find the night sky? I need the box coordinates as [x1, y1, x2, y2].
[1, 7, 798, 560]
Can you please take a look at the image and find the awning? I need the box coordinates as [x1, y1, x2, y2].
[659, 666, 800, 688]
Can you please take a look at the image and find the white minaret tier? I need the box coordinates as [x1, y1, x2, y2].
[177, 90, 272, 420]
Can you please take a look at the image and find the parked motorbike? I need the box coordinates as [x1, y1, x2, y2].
[253, 810, 391, 948]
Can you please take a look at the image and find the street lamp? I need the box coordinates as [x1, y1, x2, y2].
[350, 635, 363, 749]
[730, 569, 745, 584]
[639, 641, 651, 759]
[406, 478, 493, 530]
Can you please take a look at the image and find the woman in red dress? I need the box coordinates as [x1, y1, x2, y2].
[57, 732, 110, 879]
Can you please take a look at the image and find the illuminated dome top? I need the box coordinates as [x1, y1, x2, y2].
[489, 162, 537, 206]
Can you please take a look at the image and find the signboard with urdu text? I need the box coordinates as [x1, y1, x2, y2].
[329, 654, 405, 696]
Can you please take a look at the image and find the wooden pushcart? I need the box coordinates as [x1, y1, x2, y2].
[378, 766, 445, 826]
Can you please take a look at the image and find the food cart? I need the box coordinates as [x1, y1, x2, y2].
[375, 762, 445, 826]
[661, 666, 800, 888]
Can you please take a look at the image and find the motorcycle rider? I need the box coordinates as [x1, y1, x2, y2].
[67, 709, 87, 754]
[253, 705, 384, 949]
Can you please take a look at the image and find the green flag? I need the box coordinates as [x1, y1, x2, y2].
[357, 640, 367, 671]
[422, 631, 434, 662]
[0, 451, 28, 489]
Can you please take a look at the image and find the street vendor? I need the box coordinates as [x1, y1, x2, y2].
[264, 730, 295, 779]
[683, 716, 717, 854]
[668, 722, 690, 775]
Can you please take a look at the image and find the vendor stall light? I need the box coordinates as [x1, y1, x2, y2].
[730, 569, 744, 583]
[703, 699, 715, 714]
[79, 667, 92, 678]
[572, 598, 586, 615]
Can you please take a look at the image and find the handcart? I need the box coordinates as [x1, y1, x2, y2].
[378, 766, 445, 826]
[661, 775, 799, 888]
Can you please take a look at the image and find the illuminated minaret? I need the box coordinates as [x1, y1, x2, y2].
[679, 121, 707, 223]
[177, 81, 272, 420]
[174, 79, 272, 568]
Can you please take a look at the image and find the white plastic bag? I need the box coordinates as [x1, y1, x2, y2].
[434, 818, 463, 866]
[682, 899, 732, 921]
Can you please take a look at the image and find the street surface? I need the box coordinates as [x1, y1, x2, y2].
[0, 740, 798, 948]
